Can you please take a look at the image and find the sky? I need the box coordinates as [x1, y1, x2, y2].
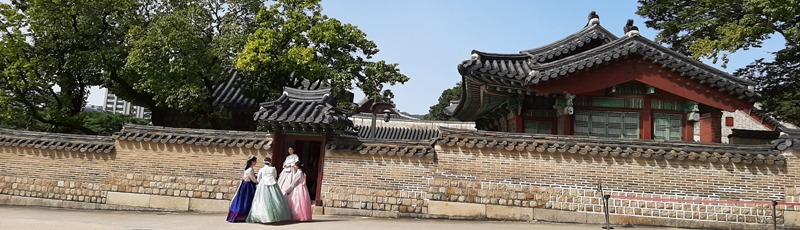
[13, 0, 784, 115]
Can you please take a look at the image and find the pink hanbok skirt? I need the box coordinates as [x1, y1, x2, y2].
[284, 175, 312, 221]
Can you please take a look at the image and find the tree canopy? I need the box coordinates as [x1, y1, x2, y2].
[235, 0, 408, 108]
[637, 0, 800, 125]
[424, 82, 461, 121]
[0, 0, 408, 133]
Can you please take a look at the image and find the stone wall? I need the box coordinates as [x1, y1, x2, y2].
[319, 152, 435, 216]
[0, 126, 271, 212]
[3, 126, 800, 229]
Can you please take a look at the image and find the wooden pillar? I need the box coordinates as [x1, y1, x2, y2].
[515, 115, 524, 133]
[700, 112, 723, 143]
[559, 116, 573, 135]
[683, 113, 695, 142]
[315, 134, 327, 206]
[642, 94, 653, 139]
[271, 129, 286, 174]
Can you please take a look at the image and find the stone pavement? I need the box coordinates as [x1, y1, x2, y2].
[0, 205, 686, 230]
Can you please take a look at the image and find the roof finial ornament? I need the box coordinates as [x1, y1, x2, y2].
[471, 53, 480, 60]
[586, 11, 600, 27]
[624, 19, 640, 36]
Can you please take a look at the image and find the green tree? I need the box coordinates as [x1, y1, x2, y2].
[0, 0, 140, 134]
[424, 82, 461, 121]
[235, 0, 409, 107]
[119, 0, 264, 128]
[636, 0, 800, 124]
[2, 0, 409, 132]
[83, 111, 150, 136]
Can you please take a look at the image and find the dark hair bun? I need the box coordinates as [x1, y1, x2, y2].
[294, 161, 303, 167]
[247, 156, 257, 161]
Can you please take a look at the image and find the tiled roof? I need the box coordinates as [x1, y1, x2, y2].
[112, 124, 273, 150]
[772, 128, 800, 150]
[211, 68, 260, 112]
[0, 128, 115, 153]
[325, 137, 435, 159]
[352, 125, 439, 140]
[438, 127, 783, 165]
[211, 70, 324, 112]
[253, 87, 353, 133]
[459, 35, 758, 99]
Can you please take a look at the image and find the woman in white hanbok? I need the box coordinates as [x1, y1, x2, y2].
[277, 146, 299, 194]
[246, 158, 292, 223]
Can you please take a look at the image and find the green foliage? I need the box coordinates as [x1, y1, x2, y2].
[83, 111, 151, 136]
[1, 0, 408, 132]
[424, 82, 461, 121]
[0, 0, 140, 134]
[637, 0, 800, 125]
[0, 111, 150, 136]
[235, 0, 409, 103]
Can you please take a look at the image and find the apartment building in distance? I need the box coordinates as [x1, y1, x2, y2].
[103, 89, 151, 119]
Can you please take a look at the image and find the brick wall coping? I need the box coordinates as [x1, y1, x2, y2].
[0, 128, 115, 153]
[111, 124, 273, 149]
[325, 137, 436, 159]
[438, 127, 784, 165]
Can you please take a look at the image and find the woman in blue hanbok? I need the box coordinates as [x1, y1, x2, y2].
[227, 156, 258, 222]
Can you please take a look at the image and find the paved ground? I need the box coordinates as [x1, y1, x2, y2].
[0, 205, 686, 230]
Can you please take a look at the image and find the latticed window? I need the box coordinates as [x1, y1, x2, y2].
[654, 113, 682, 141]
[574, 110, 639, 139]
[524, 120, 552, 134]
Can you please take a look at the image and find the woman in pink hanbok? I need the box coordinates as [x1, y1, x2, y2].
[283, 161, 312, 221]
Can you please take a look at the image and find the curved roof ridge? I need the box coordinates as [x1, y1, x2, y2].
[470, 50, 529, 60]
[519, 24, 618, 56]
[527, 35, 757, 98]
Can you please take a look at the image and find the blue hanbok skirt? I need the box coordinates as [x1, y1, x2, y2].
[227, 181, 257, 222]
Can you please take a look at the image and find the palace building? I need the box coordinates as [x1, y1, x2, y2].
[446, 14, 780, 144]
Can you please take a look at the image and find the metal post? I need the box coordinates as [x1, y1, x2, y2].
[598, 179, 612, 229]
[772, 200, 778, 230]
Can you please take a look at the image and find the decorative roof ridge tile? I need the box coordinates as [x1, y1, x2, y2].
[0, 128, 115, 153]
[436, 127, 781, 164]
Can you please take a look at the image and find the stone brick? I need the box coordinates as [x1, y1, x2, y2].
[787, 211, 800, 227]
[427, 201, 485, 218]
[188, 198, 229, 212]
[325, 207, 372, 216]
[486, 205, 532, 221]
[149, 194, 189, 211]
[106, 192, 150, 207]
[533, 208, 585, 223]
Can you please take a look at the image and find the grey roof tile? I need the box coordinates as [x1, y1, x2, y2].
[438, 127, 782, 165]
[112, 124, 273, 150]
[457, 26, 758, 100]
[0, 128, 115, 153]
[351, 125, 439, 140]
[254, 86, 353, 132]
